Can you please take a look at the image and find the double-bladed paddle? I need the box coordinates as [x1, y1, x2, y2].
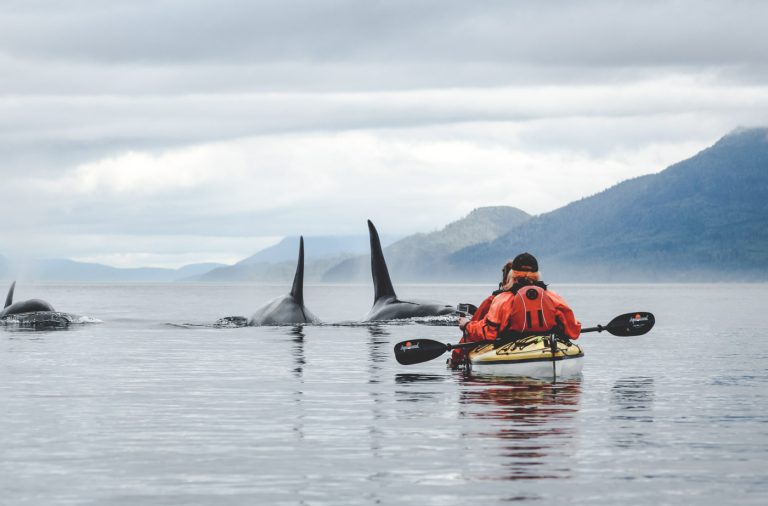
[393, 311, 655, 365]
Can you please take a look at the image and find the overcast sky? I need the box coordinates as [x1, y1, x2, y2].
[1, 0, 767, 268]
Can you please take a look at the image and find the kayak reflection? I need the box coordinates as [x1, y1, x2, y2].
[458, 376, 582, 481]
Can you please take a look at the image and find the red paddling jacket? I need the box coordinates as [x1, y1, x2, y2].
[449, 293, 495, 366]
[449, 282, 581, 368]
[464, 282, 581, 342]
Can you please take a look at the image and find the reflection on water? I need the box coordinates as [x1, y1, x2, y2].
[394, 373, 451, 402]
[289, 325, 306, 378]
[459, 377, 582, 481]
[2, 284, 767, 505]
[611, 377, 654, 418]
[394, 373, 448, 384]
[611, 377, 655, 448]
[367, 324, 389, 338]
[287, 325, 306, 443]
[367, 326, 390, 383]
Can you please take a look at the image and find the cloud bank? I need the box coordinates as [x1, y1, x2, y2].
[0, 0, 766, 267]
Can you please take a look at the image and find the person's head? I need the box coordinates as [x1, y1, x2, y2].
[499, 260, 515, 288]
[502, 252, 540, 289]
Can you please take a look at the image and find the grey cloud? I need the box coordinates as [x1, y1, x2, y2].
[1, 1, 767, 67]
[2, 81, 767, 176]
[0, 58, 694, 96]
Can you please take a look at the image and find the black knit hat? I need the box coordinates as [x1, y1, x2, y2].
[511, 252, 538, 272]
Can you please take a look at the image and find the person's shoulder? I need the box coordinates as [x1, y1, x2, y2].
[545, 289, 571, 305]
[491, 290, 514, 302]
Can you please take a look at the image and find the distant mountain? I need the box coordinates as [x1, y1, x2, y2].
[4, 128, 763, 284]
[174, 263, 230, 279]
[237, 234, 400, 265]
[198, 234, 399, 283]
[195, 255, 353, 283]
[0, 257, 227, 283]
[322, 206, 532, 282]
[449, 128, 768, 281]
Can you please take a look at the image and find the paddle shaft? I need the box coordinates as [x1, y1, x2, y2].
[447, 340, 495, 351]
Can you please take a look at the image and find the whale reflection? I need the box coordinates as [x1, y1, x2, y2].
[288, 325, 306, 378]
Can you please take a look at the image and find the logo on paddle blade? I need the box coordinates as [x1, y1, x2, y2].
[629, 314, 649, 327]
[400, 342, 420, 352]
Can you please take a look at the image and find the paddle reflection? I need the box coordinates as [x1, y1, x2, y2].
[394, 373, 448, 384]
[458, 376, 582, 481]
[610, 377, 655, 448]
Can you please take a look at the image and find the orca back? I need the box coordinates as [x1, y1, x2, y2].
[1, 282, 56, 317]
[247, 236, 320, 326]
[2, 299, 55, 317]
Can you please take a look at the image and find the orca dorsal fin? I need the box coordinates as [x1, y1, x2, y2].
[5, 281, 15, 308]
[289, 236, 305, 306]
[368, 220, 397, 302]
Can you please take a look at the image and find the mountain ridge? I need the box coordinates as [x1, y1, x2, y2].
[2, 128, 765, 283]
[448, 127, 768, 281]
[322, 206, 532, 282]
[0, 257, 226, 283]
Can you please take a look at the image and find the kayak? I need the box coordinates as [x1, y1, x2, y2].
[468, 335, 584, 379]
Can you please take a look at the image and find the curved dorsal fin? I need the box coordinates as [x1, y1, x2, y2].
[368, 220, 396, 302]
[5, 281, 15, 308]
[289, 236, 305, 306]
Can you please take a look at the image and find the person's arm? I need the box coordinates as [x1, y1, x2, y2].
[450, 313, 500, 369]
[471, 295, 495, 321]
[462, 292, 515, 341]
[548, 290, 582, 339]
[462, 317, 498, 341]
[450, 294, 500, 369]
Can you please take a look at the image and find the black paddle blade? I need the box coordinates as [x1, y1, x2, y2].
[606, 312, 655, 336]
[394, 339, 451, 365]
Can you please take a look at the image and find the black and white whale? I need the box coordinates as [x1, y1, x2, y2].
[248, 236, 321, 326]
[363, 220, 454, 321]
[1, 281, 55, 317]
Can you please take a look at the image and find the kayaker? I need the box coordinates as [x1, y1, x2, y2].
[449, 252, 581, 369]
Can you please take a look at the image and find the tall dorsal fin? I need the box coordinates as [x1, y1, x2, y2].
[289, 236, 305, 306]
[368, 220, 396, 302]
[5, 281, 15, 308]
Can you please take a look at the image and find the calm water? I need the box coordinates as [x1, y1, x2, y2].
[1, 283, 767, 505]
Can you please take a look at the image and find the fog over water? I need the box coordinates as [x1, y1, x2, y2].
[1, 283, 766, 504]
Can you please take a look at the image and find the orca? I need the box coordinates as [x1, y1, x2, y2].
[0, 281, 55, 318]
[363, 220, 454, 321]
[248, 236, 320, 326]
